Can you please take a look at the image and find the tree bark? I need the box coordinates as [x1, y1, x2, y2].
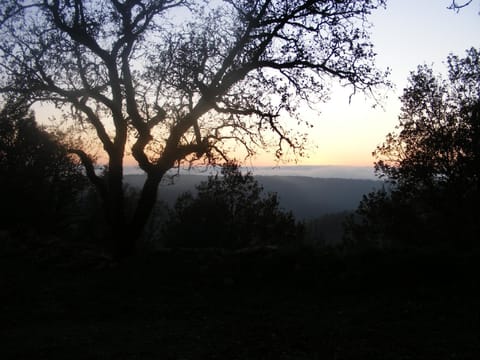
[129, 172, 164, 246]
[105, 154, 132, 260]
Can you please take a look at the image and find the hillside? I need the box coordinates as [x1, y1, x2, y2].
[3, 249, 479, 359]
[124, 174, 381, 220]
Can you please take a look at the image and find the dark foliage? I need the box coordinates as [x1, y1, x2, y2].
[305, 211, 352, 247]
[163, 163, 303, 249]
[345, 48, 480, 251]
[0, 0, 388, 257]
[2, 248, 480, 359]
[0, 99, 88, 235]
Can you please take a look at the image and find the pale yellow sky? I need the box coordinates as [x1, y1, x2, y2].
[287, 0, 480, 167]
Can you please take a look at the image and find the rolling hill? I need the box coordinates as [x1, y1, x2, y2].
[124, 174, 382, 220]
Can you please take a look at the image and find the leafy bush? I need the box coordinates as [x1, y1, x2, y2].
[162, 162, 303, 249]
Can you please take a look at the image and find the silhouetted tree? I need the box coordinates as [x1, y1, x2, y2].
[163, 162, 302, 249]
[343, 188, 427, 250]
[448, 0, 475, 11]
[0, 98, 88, 235]
[0, 0, 388, 258]
[346, 48, 480, 250]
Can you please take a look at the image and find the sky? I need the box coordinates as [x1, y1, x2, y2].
[253, 0, 480, 167]
[32, 0, 480, 171]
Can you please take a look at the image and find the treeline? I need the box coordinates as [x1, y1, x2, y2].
[344, 48, 480, 253]
[0, 101, 359, 256]
[0, 104, 307, 256]
[2, 48, 479, 260]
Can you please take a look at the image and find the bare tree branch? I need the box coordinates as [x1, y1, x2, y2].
[448, 0, 474, 11]
[68, 148, 107, 200]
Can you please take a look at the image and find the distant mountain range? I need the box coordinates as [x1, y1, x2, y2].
[124, 174, 382, 220]
[124, 165, 377, 179]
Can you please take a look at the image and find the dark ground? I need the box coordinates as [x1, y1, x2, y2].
[1, 245, 479, 359]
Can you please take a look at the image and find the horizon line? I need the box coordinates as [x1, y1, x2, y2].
[122, 164, 377, 180]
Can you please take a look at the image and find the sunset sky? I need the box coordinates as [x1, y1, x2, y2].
[255, 0, 480, 167]
[33, 1, 480, 169]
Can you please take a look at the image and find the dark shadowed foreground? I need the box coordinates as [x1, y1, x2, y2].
[2, 246, 479, 359]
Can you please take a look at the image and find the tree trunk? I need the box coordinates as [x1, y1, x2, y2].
[105, 156, 134, 260]
[96, 153, 166, 260]
[128, 172, 164, 246]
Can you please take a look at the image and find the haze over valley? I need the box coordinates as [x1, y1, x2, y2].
[125, 170, 382, 220]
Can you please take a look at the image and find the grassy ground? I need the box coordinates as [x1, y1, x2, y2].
[1, 246, 479, 359]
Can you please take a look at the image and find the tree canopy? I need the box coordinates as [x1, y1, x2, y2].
[0, 0, 388, 257]
[374, 47, 480, 192]
[163, 162, 302, 249]
[0, 98, 88, 234]
[346, 48, 480, 251]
